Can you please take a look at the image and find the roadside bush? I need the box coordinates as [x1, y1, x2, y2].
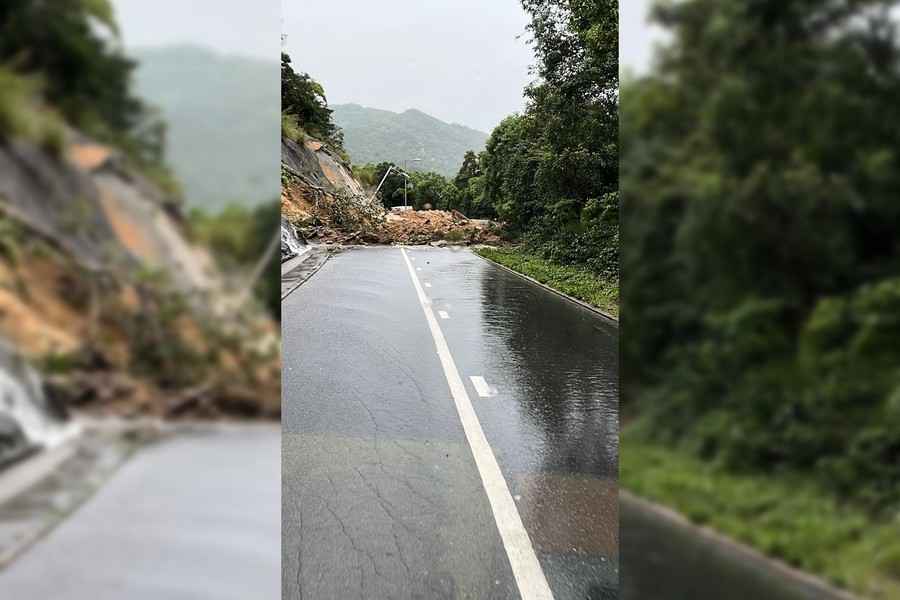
[522, 193, 618, 279]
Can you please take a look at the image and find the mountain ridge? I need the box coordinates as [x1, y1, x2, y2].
[130, 45, 279, 210]
[331, 103, 488, 177]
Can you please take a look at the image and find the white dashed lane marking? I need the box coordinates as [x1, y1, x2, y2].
[469, 376, 498, 398]
[399, 248, 553, 600]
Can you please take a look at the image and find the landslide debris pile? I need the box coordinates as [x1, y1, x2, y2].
[383, 209, 501, 245]
[281, 136, 502, 247]
[0, 134, 280, 421]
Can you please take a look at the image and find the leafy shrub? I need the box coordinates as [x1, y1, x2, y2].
[281, 112, 306, 144]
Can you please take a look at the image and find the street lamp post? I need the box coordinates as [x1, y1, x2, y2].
[369, 159, 422, 209]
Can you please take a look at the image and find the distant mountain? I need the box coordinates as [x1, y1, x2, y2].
[331, 104, 489, 177]
[130, 45, 279, 210]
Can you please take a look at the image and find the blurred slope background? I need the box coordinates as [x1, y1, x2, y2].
[621, 1, 900, 598]
[131, 45, 279, 211]
[0, 0, 280, 459]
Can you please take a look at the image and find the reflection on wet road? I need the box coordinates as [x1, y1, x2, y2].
[282, 246, 618, 599]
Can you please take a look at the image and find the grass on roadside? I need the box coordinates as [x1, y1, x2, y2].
[474, 246, 618, 317]
[621, 426, 900, 599]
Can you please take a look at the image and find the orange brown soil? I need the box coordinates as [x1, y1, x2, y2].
[282, 178, 502, 246]
[0, 230, 279, 421]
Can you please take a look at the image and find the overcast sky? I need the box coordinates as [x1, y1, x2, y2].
[621, 0, 666, 76]
[112, 0, 281, 60]
[112, 1, 662, 131]
[283, 0, 535, 133]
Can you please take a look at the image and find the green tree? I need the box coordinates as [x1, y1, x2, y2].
[474, 0, 618, 276]
[409, 171, 461, 211]
[281, 53, 343, 150]
[454, 150, 480, 189]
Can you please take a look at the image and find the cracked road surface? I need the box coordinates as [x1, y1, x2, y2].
[0, 427, 280, 599]
[282, 246, 618, 599]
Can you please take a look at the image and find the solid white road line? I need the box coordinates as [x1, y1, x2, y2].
[470, 376, 498, 398]
[438, 310, 450, 320]
[400, 247, 553, 600]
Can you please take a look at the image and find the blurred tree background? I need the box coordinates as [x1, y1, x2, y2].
[190, 203, 280, 318]
[622, 0, 900, 514]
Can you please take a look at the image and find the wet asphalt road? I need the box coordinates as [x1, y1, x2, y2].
[282, 246, 618, 599]
[0, 427, 281, 599]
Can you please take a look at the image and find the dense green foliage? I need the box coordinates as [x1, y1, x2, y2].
[332, 104, 488, 177]
[476, 0, 618, 278]
[281, 53, 342, 150]
[189, 202, 280, 318]
[622, 0, 900, 511]
[622, 435, 900, 598]
[132, 47, 279, 209]
[476, 247, 618, 317]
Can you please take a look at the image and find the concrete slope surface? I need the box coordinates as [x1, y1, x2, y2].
[282, 246, 618, 600]
[0, 426, 280, 600]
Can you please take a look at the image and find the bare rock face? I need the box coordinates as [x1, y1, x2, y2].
[0, 133, 218, 296]
[281, 136, 386, 244]
[0, 132, 280, 429]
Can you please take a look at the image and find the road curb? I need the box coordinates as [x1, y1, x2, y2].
[620, 490, 860, 600]
[473, 250, 619, 325]
[0, 441, 78, 507]
[281, 247, 334, 301]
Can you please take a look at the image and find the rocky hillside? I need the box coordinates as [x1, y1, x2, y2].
[0, 132, 281, 432]
[281, 135, 501, 248]
[331, 104, 488, 177]
[281, 136, 386, 243]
